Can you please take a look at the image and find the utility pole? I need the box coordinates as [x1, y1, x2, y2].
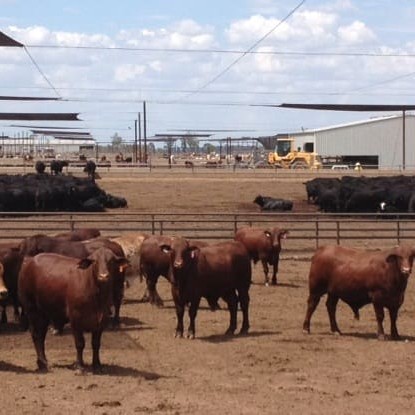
[134, 119, 138, 163]
[138, 112, 142, 163]
[143, 101, 148, 163]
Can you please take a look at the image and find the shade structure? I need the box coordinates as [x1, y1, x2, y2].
[0, 31, 23, 47]
[0, 113, 81, 121]
[0, 96, 61, 101]
[272, 103, 415, 112]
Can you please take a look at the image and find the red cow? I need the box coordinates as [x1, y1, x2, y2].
[161, 237, 251, 338]
[0, 262, 7, 301]
[19, 234, 127, 328]
[0, 243, 24, 325]
[234, 226, 288, 286]
[303, 244, 415, 340]
[54, 228, 101, 241]
[18, 247, 129, 372]
[140, 235, 210, 307]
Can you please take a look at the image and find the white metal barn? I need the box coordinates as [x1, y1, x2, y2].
[289, 114, 415, 169]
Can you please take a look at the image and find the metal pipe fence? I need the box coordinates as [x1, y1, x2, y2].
[1, 212, 414, 254]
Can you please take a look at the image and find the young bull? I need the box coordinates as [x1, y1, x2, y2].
[161, 237, 251, 339]
[18, 247, 129, 372]
[235, 226, 288, 286]
[303, 244, 415, 340]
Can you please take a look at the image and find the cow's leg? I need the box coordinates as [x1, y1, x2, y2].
[29, 314, 49, 371]
[145, 276, 164, 307]
[271, 258, 279, 285]
[112, 280, 124, 327]
[91, 330, 103, 372]
[238, 289, 250, 335]
[388, 306, 400, 341]
[373, 303, 386, 340]
[326, 294, 341, 335]
[187, 298, 201, 339]
[261, 260, 270, 286]
[223, 291, 238, 336]
[171, 287, 184, 338]
[303, 294, 321, 334]
[12, 299, 20, 323]
[1, 306, 7, 324]
[72, 329, 86, 371]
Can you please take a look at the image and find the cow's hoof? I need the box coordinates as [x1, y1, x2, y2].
[302, 329, 310, 335]
[174, 332, 183, 339]
[377, 334, 387, 341]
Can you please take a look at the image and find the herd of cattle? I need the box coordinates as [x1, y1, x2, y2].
[0, 170, 126, 212]
[304, 175, 415, 213]
[0, 224, 413, 373]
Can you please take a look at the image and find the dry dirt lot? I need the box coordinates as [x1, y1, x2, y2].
[1, 170, 415, 415]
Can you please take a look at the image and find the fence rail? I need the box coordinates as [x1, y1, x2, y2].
[0, 211, 413, 253]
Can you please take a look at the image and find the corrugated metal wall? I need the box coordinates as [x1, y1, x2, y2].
[315, 115, 415, 169]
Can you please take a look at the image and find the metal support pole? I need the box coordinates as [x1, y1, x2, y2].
[402, 110, 406, 170]
[143, 101, 148, 164]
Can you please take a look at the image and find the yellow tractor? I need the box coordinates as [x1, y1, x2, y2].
[267, 138, 322, 169]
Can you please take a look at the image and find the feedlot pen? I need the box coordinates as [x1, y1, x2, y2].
[0, 212, 414, 254]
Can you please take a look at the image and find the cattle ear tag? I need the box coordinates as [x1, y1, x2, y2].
[265, 231, 272, 238]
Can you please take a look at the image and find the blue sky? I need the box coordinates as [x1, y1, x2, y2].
[1, 0, 415, 144]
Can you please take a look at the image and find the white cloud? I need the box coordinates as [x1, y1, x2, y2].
[338, 20, 376, 44]
[114, 64, 146, 82]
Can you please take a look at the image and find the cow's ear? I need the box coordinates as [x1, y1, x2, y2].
[189, 246, 200, 259]
[118, 258, 130, 273]
[386, 253, 398, 264]
[160, 244, 171, 254]
[280, 230, 289, 239]
[78, 258, 93, 269]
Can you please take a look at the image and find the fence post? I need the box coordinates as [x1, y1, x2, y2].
[234, 215, 238, 234]
[315, 219, 319, 249]
[151, 215, 155, 235]
[160, 221, 163, 235]
[397, 220, 401, 244]
[336, 221, 340, 245]
[70, 214, 75, 231]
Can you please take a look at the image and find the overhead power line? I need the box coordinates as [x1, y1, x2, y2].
[25, 44, 415, 59]
[177, 0, 307, 101]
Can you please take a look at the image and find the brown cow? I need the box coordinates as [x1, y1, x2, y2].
[110, 232, 149, 283]
[0, 243, 24, 325]
[140, 235, 210, 307]
[54, 228, 101, 241]
[302, 244, 415, 340]
[161, 237, 251, 338]
[234, 226, 288, 286]
[0, 262, 7, 301]
[19, 234, 127, 328]
[18, 248, 129, 372]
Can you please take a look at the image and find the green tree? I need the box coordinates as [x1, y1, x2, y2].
[111, 133, 123, 148]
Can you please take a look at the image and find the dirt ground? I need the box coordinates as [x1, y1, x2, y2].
[1, 171, 415, 415]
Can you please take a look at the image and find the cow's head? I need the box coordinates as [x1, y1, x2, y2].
[78, 247, 129, 283]
[253, 195, 264, 206]
[0, 263, 8, 300]
[160, 237, 199, 285]
[386, 245, 415, 277]
[265, 228, 289, 249]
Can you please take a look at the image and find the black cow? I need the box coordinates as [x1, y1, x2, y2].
[50, 160, 69, 175]
[253, 195, 293, 211]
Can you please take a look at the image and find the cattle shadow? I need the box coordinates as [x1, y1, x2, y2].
[343, 332, 415, 342]
[198, 329, 280, 344]
[52, 363, 164, 379]
[0, 360, 32, 374]
[118, 316, 142, 327]
[251, 282, 300, 289]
